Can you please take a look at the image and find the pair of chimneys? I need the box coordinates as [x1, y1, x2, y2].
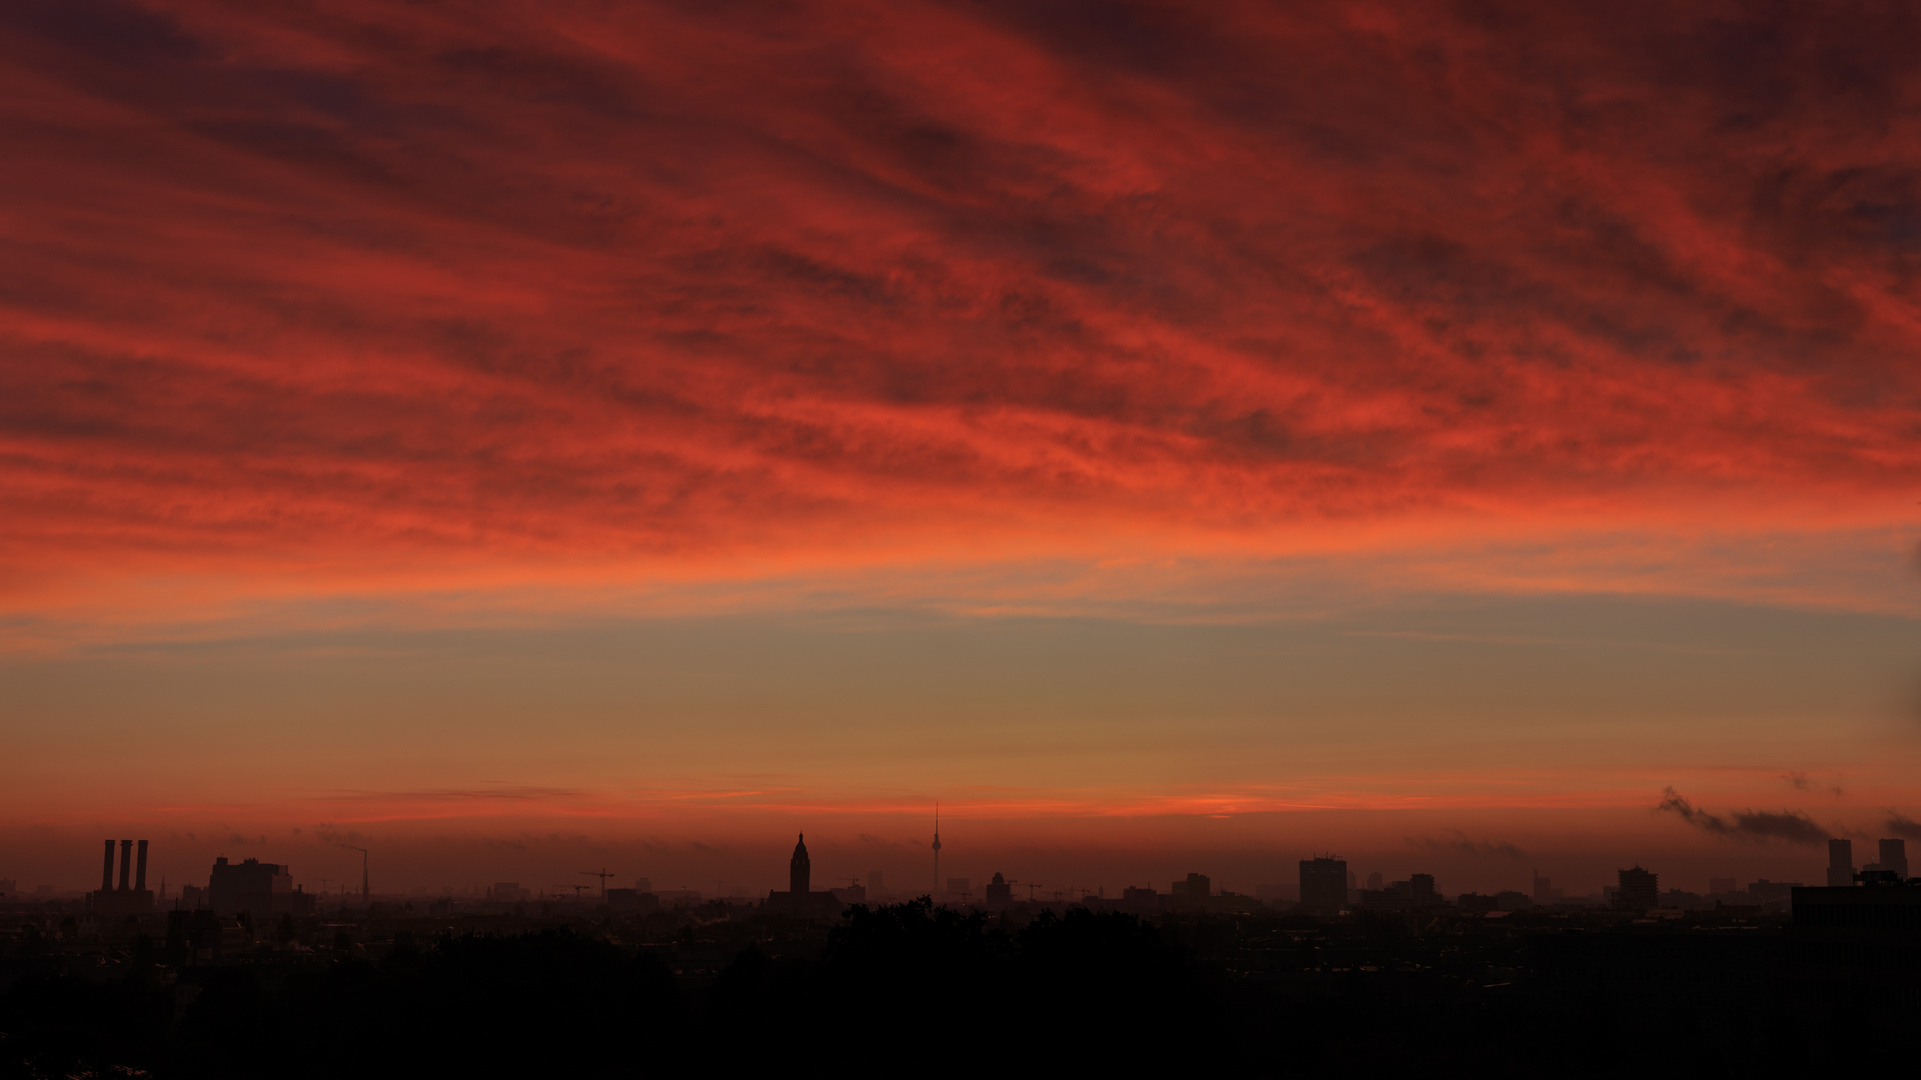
[99, 839, 148, 893]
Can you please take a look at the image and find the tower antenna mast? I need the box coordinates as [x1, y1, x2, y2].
[931, 803, 941, 902]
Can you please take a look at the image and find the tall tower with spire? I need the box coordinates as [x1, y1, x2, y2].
[789, 833, 810, 896]
[931, 805, 941, 900]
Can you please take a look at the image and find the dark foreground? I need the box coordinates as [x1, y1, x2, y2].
[1, 900, 1910, 1077]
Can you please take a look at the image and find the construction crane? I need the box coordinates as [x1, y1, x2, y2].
[581, 869, 616, 898]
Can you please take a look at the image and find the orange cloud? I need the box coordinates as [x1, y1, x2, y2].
[3, 0, 1920, 626]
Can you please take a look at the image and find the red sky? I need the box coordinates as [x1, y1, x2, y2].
[5, 0, 1921, 896]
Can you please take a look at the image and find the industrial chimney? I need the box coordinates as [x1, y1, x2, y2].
[117, 839, 133, 891]
[101, 839, 114, 892]
[135, 840, 148, 892]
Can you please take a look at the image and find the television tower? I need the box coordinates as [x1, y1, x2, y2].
[931, 804, 941, 900]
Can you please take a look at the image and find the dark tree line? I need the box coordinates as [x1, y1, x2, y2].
[0, 901, 1898, 1077]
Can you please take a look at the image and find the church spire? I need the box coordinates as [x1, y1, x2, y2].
[789, 832, 810, 895]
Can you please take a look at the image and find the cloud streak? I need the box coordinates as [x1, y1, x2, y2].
[3, 0, 1921, 621]
[1656, 787, 1830, 846]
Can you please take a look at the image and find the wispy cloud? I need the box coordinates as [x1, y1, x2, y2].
[1886, 812, 1921, 843]
[1656, 787, 1829, 846]
[1783, 772, 1843, 797]
[1, 0, 1919, 634]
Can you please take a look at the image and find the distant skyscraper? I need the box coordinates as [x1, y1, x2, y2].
[1365, 871, 1384, 891]
[1879, 839, 1908, 879]
[1615, 866, 1658, 912]
[1828, 839, 1854, 887]
[1408, 873, 1436, 906]
[1299, 856, 1347, 914]
[984, 872, 1011, 905]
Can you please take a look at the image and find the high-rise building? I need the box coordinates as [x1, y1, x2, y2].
[1878, 839, 1909, 879]
[1533, 871, 1561, 902]
[984, 872, 1012, 905]
[1615, 866, 1658, 912]
[1408, 873, 1436, 905]
[1299, 856, 1348, 914]
[1828, 839, 1854, 887]
[1365, 871, 1384, 891]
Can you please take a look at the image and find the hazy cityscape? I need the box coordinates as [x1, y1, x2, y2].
[3, 827, 1917, 1071]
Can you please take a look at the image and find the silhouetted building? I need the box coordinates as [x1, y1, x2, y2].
[1865, 839, 1909, 880]
[1533, 871, 1563, 902]
[208, 856, 304, 918]
[1300, 856, 1347, 914]
[489, 882, 530, 903]
[1746, 879, 1800, 912]
[88, 839, 154, 917]
[1709, 877, 1737, 895]
[984, 872, 1012, 905]
[1170, 872, 1211, 905]
[1790, 879, 1921, 1005]
[1357, 873, 1441, 911]
[1121, 886, 1158, 904]
[606, 888, 659, 913]
[1828, 839, 1853, 887]
[1615, 866, 1658, 912]
[764, 834, 841, 916]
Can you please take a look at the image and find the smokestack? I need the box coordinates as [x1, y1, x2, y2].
[135, 840, 148, 892]
[101, 839, 114, 892]
[118, 839, 132, 891]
